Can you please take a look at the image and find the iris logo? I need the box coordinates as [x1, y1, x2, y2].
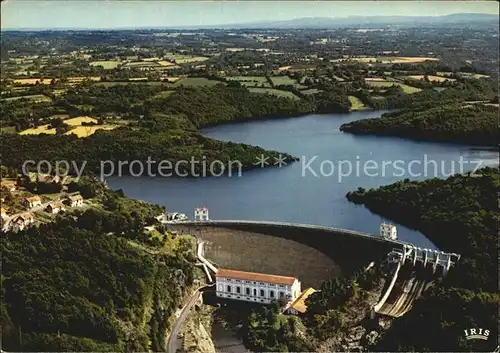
[464, 328, 490, 341]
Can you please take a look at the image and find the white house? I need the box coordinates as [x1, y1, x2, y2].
[380, 222, 397, 240]
[0, 207, 8, 227]
[0, 180, 16, 192]
[46, 201, 65, 214]
[9, 213, 35, 232]
[216, 269, 301, 305]
[67, 194, 84, 207]
[25, 196, 42, 209]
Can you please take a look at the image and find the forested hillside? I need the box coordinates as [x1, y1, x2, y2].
[346, 167, 499, 351]
[1, 180, 197, 352]
[340, 103, 498, 146]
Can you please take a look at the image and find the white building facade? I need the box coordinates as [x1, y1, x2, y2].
[216, 269, 301, 304]
[194, 207, 209, 221]
[380, 222, 397, 240]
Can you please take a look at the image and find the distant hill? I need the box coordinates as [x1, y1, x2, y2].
[2, 13, 498, 31]
[214, 13, 499, 29]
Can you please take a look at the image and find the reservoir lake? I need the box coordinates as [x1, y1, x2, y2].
[108, 110, 499, 249]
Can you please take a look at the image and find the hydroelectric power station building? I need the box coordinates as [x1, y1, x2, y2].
[215, 268, 302, 304]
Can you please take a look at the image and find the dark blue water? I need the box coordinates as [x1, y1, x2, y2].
[107, 111, 498, 249]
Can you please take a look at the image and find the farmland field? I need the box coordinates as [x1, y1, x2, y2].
[157, 60, 176, 66]
[365, 80, 422, 94]
[13, 78, 52, 85]
[171, 77, 225, 87]
[19, 125, 57, 135]
[124, 61, 159, 67]
[64, 116, 98, 126]
[89, 61, 121, 69]
[226, 76, 270, 87]
[300, 88, 322, 95]
[248, 87, 300, 100]
[65, 125, 119, 138]
[270, 76, 297, 86]
[408, 75, 456, 82]
[348, 96, 367, 110]
[67, 76, 101, 83]
[2, 94, 51, 103]
[166, 55, 210, 64]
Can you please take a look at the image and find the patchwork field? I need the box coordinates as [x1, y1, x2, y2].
[226, 76, 270, 87]
[64, 116, 98, 126]
[157, 60, 176, 66]
[248, 87, 300, 100]
[65, 125, 118, 138]
[19, 125, 56, 135]
[2, 94, 51, 103]
[89, 61, 121, 69]
[365, 79, 422, 94]
[13, 78, 52, 85]
[165, 55, 210, 64]
[171, 77, 224, 87]
[408, 75, 456, 82]
[270, 76, 298, 86]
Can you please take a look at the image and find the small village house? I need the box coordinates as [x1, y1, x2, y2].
[9, 212, 35, 232]
[67, 194, 84, 207]
[24, 195, 42, 209]
[46, 201, 65, 214]
[0, 207, 8, 227]
[0, 207, 7, 219]
[1, 180, 17, 193]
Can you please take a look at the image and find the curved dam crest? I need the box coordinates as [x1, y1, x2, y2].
[168, 220, 401, 286]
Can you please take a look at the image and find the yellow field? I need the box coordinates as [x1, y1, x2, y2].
[19, 125, 56, 135]
[65, 125, 118, 138]
[157, 61, 176, 66]
[365, 77, 386, 81]
[408, 75, 455, 82]
[348, 96, 367, 110]
[67, 76, 101, 82]
[14, 78, 52, 85]
[64, 116, 98, 126]
[143, 57, 161, 62]
[89, 61, 121, 69]
[14, 76, 101, 85]
[174, 56, 210, 64]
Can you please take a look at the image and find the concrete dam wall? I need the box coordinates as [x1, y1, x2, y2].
[168, 221, 400, 279]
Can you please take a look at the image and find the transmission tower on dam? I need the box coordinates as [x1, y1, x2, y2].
[372, 244, 461, 318]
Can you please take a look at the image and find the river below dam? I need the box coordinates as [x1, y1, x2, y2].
[107, 110, 498, 249]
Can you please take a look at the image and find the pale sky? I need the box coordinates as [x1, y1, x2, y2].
[1, 1, 498, 29]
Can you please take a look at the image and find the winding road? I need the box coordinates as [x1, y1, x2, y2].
[166, 284, 214, 353]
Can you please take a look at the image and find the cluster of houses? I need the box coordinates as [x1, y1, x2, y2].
[1, 177, 86, 232]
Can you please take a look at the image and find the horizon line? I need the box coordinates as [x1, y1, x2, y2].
[2, 12, 498, 31]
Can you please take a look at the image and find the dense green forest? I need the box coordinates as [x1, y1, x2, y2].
[346, 167, 499, 351]
[340, 103, 498, 146]
[1, 179, 197, 351]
